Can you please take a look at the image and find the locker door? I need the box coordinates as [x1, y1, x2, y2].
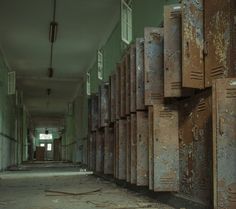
[91, 132, 96, 171]
[99, 83, 109, 127]
[120, 59, 126, 118]
[205, 0, 236, 87]
[109, 74, 116, 123]
[118, 119, 126, 180]
[91, 94, 98, 131]
[104, 126, 114, 175]
[153, 104, 179, 192]
[213, 78, 236, 209]
[130, 113, 137, 184]
[148, 106, 154, 190]
[125, 50, 131, 115]
[182, 0, 204, 89]
[96, 130, 104, 173]
[115, 121, 119, 178]
[136, 38, 146, 110]
[164, 4, 192, 97]
[116, 64, 121, 120]
[130, 44, 136, 113]
[126, 116, 131, 182]
[144, 27, 164, 106]
[136, 111, 149, 186]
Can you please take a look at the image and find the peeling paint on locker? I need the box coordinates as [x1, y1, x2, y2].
[91, 94, 99, 131]
[179, 89, 213, 207]
[96, 129, 104, 173]
[205, 0, 236, 87]
[136, 38, 146, 110]
[109, 74, 116, 123]
[182, 0, 204, 89]
[126, 116, 131, 183]
[116, 64, 121, 120]
[144, 27, 164, 106]
[164, 4, 192, 97]
[153, 104, 179, 192]
[213, 78, 236, 209]
[136, 111, 149, 186]
[120, 59, 126, 118]
[98, 83, 109, 128]
[148, 106, 154, 190]
[104, 126, 114, 175]
[130, 113, 137, 185]
[130, 44, 136, 113]
[125, 50, 131, 116]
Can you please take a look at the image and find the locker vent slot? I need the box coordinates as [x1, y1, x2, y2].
[171, 82, 181, 90]
[190, 71, 204, 80]
[197, 101, 207, 112]
[226, 88, 236, 98]
[170, 10, 181, 18]
[227, 184, 236, 204]
[160, 110, 173, 118]
[160, 177, 175, 184]
[151, 93, 163, 100]
[210, 66, 224, 78]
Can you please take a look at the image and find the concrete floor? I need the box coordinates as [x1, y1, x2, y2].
[0, 163, 174, 209]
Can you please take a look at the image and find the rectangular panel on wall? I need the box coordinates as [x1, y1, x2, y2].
[109, 73, 116, 123]
[148, 106, 154, 190]
[213, 78, 236, 209]
[182, 0, 204, 89]
[91, 94, 99, 131]
[126, 116, 131, 183]
[136, 38, 146, 110]
[164, 4, 192, 97]
[116, 64, 121, 120]
[125, 49, 131, 115]
[98, 83, 109, 127]
[118, 119, 127, 180]
[144, 27, 164, 106]
[130, 113, 137, 185]
[205, 0, 236, 87]
[130, 44, 136, 113]
[104, 126, 114, 175]
[153, 104, 179, 192]
[136, 111, 149, 186]
[120, 59, 126, 118]
[179, 89, 212, 207]
[96, 129, 104, 173]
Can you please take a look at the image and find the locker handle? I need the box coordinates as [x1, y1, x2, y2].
[146, 72, 150, 83]
[185, 41, 190, 58]
[219, 117, 224, 136]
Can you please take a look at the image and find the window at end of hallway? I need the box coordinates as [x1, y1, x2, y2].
[121, 0, 132, 45]
[97, 50, 103, 80]
[87, 72, 91, 96]
[39, 134, 53, 140]
[47, 143, 52, 151]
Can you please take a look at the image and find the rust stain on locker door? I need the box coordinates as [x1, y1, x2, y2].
[91, 94, 99, 131]
[182, 0, 204, 89]
[104, 126, 114, 175]
[144, 27, 164, 106]
[88, 132, 96, 171]
[164, 4, 192, 97]
[136, 38, 146, 110]
[125, 49, 131, 115]
[130, 113, 137, 185]
[136, 111, 149, 186]
[126, 116, 131, 183]
[96, 129, 104, 173]
[148, 106, 154, 190]
[98, 83, 109, 128]
[130, 44, 136, 113]
[153, 104, 179, 192]
[205, 0, 236, 87]
[109, 74, 116, 123]
[179, 89, 213, 207]
[213, 78, 236, 209]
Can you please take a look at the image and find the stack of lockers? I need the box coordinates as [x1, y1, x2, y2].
[88, 1, 236, 208]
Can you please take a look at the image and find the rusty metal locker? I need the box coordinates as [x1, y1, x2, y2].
[130, 44, 136, 113]
[125, 50, 131, 115]
[126, 116, 131, 183]
[136, 38, 146, 110]
[153, 104, 179, 192]
[182, 0, 204, 89]
[148, 106, 154, 190]
[136, 111, 149, 186]
[144, 27, 164, 106]
[120, 59, 126, 118]
[114, 121, 119, 178]
[118, 119, 126, 180]
[164, 4, 192, 97]
[98, 83, 109, 127]
[130, 113, 137, 184]
[104, 126, 114, 175]
[91, 94, 99, 131]
[213, 78, 236, 209]
[116, 64, 121, 120]
[95, 129, 104, 173]
[205, 0, 236, 87]
[109, 73, 116, 123]
[179, 89, 212, 206]
[88, 98, 92, 132]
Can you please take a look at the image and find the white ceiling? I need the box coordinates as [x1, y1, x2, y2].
[0, 0, 120, 126]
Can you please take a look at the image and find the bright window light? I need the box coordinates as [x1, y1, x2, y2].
[40, 143, 45, 147]
[39, 134, 53, 140]
[47, 143, 52, 151]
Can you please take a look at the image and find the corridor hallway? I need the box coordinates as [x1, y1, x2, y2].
[0, 162, 174, 209]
